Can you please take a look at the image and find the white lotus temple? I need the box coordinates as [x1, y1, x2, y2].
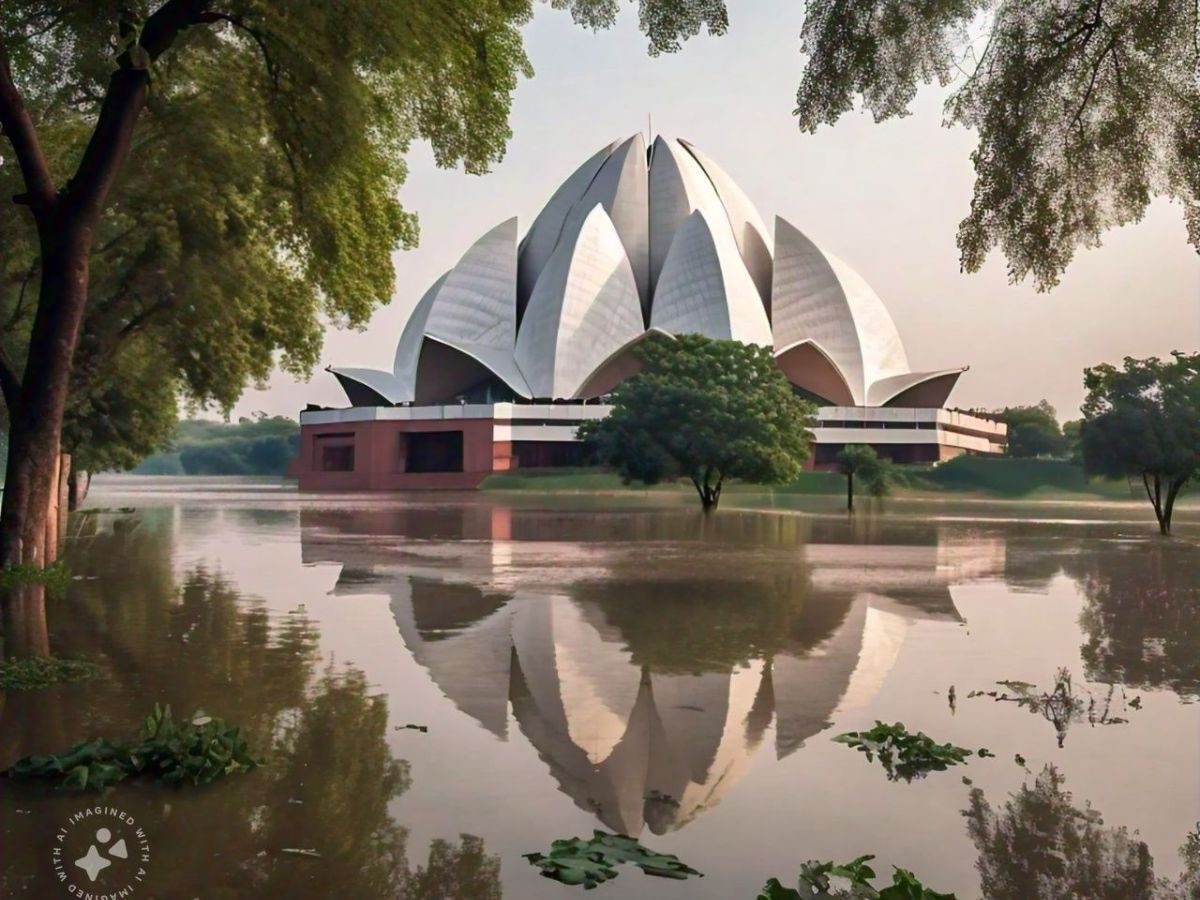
[294, 135, 1005, 489]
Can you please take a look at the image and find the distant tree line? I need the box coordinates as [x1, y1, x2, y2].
[134, 416, 299, 477]
[969, 400, 1081, 461]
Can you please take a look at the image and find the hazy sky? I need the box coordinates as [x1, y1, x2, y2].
[231, 4, 1199, 423]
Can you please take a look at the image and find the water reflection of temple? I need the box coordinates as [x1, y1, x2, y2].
[300, 505, 1006, 834]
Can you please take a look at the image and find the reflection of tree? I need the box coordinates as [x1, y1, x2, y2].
[0, 513, 320, 770]
[583, 568, 826, 675]
[0, 581, 50, 658]
[404, 834, 503, 900]
[964, 766, 1157, 899]
[236, 666, 411, 897]
[1065, 542, 1200, 696]
[0, 518, 502, 899]
[1176, 825, 1200, 898]
[1001, 546, 1064, 594]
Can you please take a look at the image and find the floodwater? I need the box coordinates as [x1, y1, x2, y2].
[1, 476, 1198, 899]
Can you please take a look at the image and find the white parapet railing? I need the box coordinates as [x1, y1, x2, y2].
[301, 402, 1006, 453]
[300, 402, 610, 426]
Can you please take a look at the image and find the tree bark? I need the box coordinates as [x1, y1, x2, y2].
[0, 52, 158, 568]
[0, 231, 95, 568]
[68, 468, 90, 511]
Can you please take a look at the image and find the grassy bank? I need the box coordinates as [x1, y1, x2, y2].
[482, 456, 1138, 501]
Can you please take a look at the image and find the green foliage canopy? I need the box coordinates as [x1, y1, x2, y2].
[580, 334, 815, 510]
[1080, 352, 1199, 533]
[568, 0, 1200, 288]
[991, 401, 1067, 459]
[794, 0, 1200, 289]
[836, 444, 891, 509]
[0, 0, 540, 471]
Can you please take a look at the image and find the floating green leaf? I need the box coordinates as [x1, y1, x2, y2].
[524, 830, 702, 889]
[5, 704, 258, 791]
[758, 855, 955, 899]
[833, 722, 977, 781]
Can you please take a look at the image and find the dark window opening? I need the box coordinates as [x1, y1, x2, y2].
[405, 431, 464, 473]
[513, 441, 588, 468]
[318, 440, 355, 472]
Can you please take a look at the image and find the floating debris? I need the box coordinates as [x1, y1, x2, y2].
[280, 848, 322, 859]
[964, 668, 1139, 747]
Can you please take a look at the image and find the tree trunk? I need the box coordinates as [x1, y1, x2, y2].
[693, 475, 722, 512]
[1161, 476, 1188, 536]
[68, 467, 90, 511]
[43, 452, 60, 565]
[0, 43, 152, 569]
[0, 234, 93, 569]
[55, 453, 70, 548]
[846, 471, 854, 512]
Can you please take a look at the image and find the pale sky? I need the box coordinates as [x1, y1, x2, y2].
[231, 3, 1200, 423]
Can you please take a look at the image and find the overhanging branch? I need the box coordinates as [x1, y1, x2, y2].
[69, 0, 216, 222]
[0, 37, 58, 217]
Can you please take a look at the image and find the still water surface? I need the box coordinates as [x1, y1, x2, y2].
[1, 476, 1198, 898]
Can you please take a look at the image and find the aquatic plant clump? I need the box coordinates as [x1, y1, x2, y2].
[834, 722, 983, 781]
[966, 668, 1136, 747]
[524, 830, 702, 889]
[0, 655, 100, 690]
[0, 560, 72, 596]
[758, 854, 956, 899]
[5, 704, 259, 791]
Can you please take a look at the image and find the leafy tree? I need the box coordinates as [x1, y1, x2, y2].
[0, 1, 550, 568]
[835, 444, 891, 512]
[563, 0, 1200, 289]
[995, 401, 1067, 458]
[1062, 419, 1084, 465]
[1079, 352, 1199, 534]
[580, 334, 815, 511]
[60, 342, 180, 476]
